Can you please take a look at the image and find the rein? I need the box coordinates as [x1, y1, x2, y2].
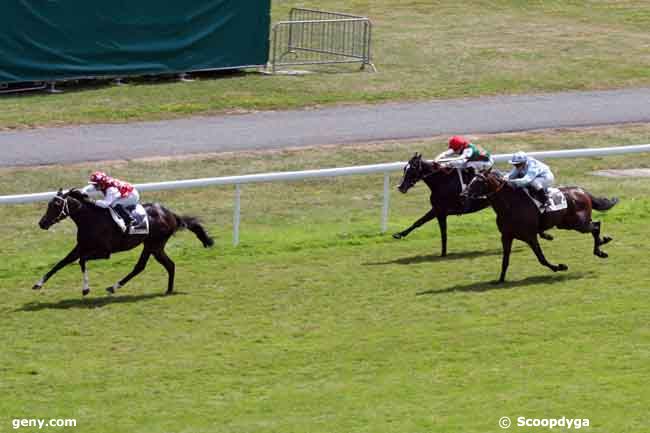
[491, 176, 507, 195]
[467, 174, 507, 199]
[420, 162, 452, 180]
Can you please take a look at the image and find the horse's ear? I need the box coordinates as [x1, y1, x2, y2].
[57, 188, 63, 196]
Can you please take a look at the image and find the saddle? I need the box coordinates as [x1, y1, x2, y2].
[108, 204, 149, 235]
[525, 187, 567, 213]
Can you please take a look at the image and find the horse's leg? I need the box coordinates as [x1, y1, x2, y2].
[80, 259, 90, 297]
[33, 245, 80, 290]
[438, 213, 448, 257]
[539, 215, 553, 241]
[589, 221, 611, 258]
[497, 235, 513, 283]
[526, 237, 568, 273]
[539, 232, 554, 241]
[152, 249, 175, 295]
[570, 218, 610, 258]
[393, 208, 436, 239]
[106, 248, 152, 294]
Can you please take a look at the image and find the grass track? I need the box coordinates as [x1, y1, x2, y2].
[1, 126, 649, 432]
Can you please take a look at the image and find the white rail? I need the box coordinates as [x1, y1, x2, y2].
[2, 144, 649, 245]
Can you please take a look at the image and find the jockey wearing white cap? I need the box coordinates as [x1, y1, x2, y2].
[506, 151, 555, 206]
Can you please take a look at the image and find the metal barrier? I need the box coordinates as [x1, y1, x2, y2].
[269, 8, 376, 73]
[2, 144, 649, 245]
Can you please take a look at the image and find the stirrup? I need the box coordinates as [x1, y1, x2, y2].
[456, 168, 466, 191]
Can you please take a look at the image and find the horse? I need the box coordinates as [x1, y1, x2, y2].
[394, 153, 491, 256]
[34, 188, 214, 296]
[464, 171, 618, 283]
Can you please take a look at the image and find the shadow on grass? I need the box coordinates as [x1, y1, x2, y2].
[16, 291, 185, 312]
[417, 272, 593, 296]
[364, 247, 517, 266]
[1, 69, 252, 99]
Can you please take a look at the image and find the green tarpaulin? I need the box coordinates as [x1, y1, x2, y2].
[0, 0, 270, 84]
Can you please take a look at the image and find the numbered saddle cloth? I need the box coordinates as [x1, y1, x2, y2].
[127, 204, 149, 235]
[528, 187, 567, 213]
[108, 204, 149, 235]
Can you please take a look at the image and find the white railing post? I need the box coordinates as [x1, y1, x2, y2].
[233, 184, 241, 246]
[381, 172, 390, 233]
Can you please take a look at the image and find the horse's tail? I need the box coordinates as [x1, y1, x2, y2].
[588, 193, 619, 211]
[175, 215, 214, 248]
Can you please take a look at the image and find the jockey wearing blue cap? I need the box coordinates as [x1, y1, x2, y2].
[506, 151, 555, 207]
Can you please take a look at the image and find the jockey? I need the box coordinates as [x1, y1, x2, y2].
[80, 171, 140, 231]
[435, 136, 494, 173]
[506, 151, 555, 207]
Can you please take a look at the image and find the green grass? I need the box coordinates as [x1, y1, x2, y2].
[1, 126, 649, 432]
[2, 1, 650, 129]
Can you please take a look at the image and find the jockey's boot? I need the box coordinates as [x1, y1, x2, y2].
[114, 205, 134, 229]
[533, 188, 549, 208]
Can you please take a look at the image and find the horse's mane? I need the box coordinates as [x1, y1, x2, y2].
[66, 188, 91, 203]
[484, 169, 507, 183]
[422, 159, 452, 176]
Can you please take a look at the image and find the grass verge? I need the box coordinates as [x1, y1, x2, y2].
[0, 125, 649, 432]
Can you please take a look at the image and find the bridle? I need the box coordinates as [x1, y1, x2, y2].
[412, 160, 450, 182]
[400, 157, 454, 191]
[49, 195, 70, 225]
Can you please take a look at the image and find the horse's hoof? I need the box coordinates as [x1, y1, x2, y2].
[392, 233, 403, 239]
[106, 286, 115, 294]
[540, 233, 553, 241]
[557, 264, 568, 271]
[601, 236, 612, 244]
[165, 290, 173, 296]
[597, 251, 608, 259]
[492, 280, 504, 285]
[82, 289, 90, 296]
[32, 284, 42, 290]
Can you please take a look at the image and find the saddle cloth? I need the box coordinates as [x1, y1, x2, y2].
[526, 187, 567, 213]
[108, 204, 149, 235]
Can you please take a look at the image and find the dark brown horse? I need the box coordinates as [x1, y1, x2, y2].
[394, 153, 490, 256]
[35, 189, 213, 296]
[465, 172, 618, 282]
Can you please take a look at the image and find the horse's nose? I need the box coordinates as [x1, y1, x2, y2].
[38, 220, 48, 230]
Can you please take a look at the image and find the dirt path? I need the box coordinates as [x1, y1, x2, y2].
[2, 87, 650, 167]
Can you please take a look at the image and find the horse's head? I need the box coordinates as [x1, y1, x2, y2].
[38, 189, 85, 230]
[464, 171, 505, 199]
[398, 153, 437, 193]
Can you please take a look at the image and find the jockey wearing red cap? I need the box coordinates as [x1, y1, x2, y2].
[80, 171, 140, 231]
[435, 136, 494, 172]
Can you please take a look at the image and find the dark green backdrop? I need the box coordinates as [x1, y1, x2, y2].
[0, 0, 270, 83]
